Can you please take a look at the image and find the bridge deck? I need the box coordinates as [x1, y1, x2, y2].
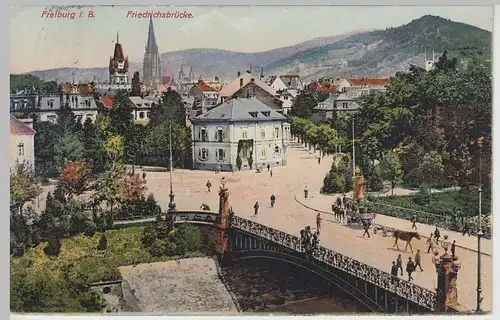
[94, 140, 492, 312]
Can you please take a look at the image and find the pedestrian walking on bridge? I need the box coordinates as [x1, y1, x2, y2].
[316, 212, 322, 233]
[391, 261, 399, 281]
[434, 227, 441, 243]
[253, 201, 260, 216]
[270, 194, 276, 208]
[411, 214, 417, 230]
[426, 234, 435, 253]
[406, 257, 415, 281]
[206, 180, 212, 192]
[267, 164, 270, 172]
[362, 221, 371, 238]
[396, 254, 403, 276]
[270, 169, 273, 177]
[318, 157, 321, 164]
[414, 249, 424, 272]
[304, 186, 309, 199]
[462, 222, 471, 236]
[451, 240, 456, 257]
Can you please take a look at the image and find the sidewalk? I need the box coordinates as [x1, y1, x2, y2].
[294, 191, 493, 257]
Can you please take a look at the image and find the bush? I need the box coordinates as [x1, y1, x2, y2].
[141, 225, 157, 248]
[321, 170, 344, 194]
[44, 236, 62, 257]
[116, 194, 162, 220]
[175, 224, 202, 252]
[97, 233, 108, 250]
[164, 241, 177, 256]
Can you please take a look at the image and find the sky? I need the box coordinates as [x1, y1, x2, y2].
[9, 5, 493, 74]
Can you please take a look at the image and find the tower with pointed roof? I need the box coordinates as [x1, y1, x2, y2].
[188, 66, 195, 82]
[143, 18, 162, 89]
[178, 65, 185, 82]
[109, 32, 130, 88]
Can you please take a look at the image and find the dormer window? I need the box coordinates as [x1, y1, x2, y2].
[261, 111, 270, 117]
[249, 112, 258, 118]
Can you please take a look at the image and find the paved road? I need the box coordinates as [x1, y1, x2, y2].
[125, 140, 492, 312]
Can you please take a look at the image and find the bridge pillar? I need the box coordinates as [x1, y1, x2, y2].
[434, 248, 462, 312]
[215, 185, 231, 266]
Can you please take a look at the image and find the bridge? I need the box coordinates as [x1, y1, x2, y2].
[115, 205, 448, 314]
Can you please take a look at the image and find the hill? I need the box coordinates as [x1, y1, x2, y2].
[26, 31, 360, 83]
[264, 15, 492, 80]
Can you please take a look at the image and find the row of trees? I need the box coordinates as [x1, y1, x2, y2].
[290, 51, 491, 200]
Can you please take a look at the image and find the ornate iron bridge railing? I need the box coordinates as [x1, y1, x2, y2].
[231, 215, 436, 311]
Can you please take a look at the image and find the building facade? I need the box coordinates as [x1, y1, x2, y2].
[143, 17, 162, 90]
[313, 94, 361, 121]
[10, 83, 99, 124]
[191, 97, 291, 172]
[10, 115, 36, 171]
[218, 72, 283, 112]
[345, 78, 390, 97]
[188, 80, 219, 113]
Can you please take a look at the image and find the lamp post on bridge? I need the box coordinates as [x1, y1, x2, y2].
[168, 106, 176, 213]
[476, 136, 484, 313]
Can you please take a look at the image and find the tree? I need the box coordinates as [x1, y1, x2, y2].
[10, 162, 42, 223]
[419, 151, 445, 193]
[34, 121, 59, 179]
[124, 123, 150, 168]
[54, 131, 85, 169]
[59, 161, 92, 197]
[97, 233, 108, 250]
[95, 169, 124, 214]
[123, 173, 147, 200]
[290, 92, 328, 118]
[108, 91, 133, 136]
[131, 71, 141, 96]
[380, 151, 403, 196]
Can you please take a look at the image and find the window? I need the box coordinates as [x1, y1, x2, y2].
[343, 102, 348, 109]
[241, 148, 249, 158]
[241, 129, 248, 139]
[49, 101, 54, 108]
[260, 148, 267, 159]
[261, 128, 266, 139]
[274, 146, 280, 154]
[216, 148, 225, 161]
[199, 148, 208, 161]
[200, 128, 208, 142]
[217, 128, 223, 142]
[17, 143, 24, 156]
[139, 112, 145, 119]
[274, 127, 280, 139]
[47, 115, 56, 123]
[249, 112, 258, 118]
[86, 114, 93, 120]
[76, 115, 83, 122]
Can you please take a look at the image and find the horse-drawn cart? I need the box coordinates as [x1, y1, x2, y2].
[346, 207, 376, 227]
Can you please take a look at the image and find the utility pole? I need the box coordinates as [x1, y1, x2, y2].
[168, 106, 176, 212]
[476, 136, 484, 313]
[352, 116, 355, 177]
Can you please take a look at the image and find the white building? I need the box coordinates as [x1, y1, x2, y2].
[269, 74, 304, 96]
[188, 80, 219, 112]
[276, 90, 294, 115]
[191, 97, 291, 172]
[10, 115, 35, 171]
[344, 78, 390, 98]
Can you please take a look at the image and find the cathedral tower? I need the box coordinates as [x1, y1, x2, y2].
[143, 17, 161, 89]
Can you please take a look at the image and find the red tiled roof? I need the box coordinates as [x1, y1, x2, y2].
[101, 96, 114, 108]
[61, 83, 94, 95]
[348, 78, 390, 87]
[113, 43, 125, 61]
[307, 82, 340, 93]
[10, 115, 36, 135]
[195, 80, 217, 92]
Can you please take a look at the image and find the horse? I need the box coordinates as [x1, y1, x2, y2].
[392, 230, 421, 252]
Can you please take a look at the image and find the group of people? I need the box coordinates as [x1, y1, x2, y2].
[300, 226, 320, 256]
[391, 249, 424, 282]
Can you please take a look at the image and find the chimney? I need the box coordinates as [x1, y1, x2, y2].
[237, 71, 241, 77]
[240, 78, 243, 88]
[215, 76, 219, 82]
[20, 118, 33, 130]
[251, 78, 255, 82]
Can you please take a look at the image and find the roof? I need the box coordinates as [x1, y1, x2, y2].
[101, 96, 114, 107]
[10, 115, 36, 135]
[280, 74, 300, 79]
[194, 80, 218, 92]
[113, 42, 125, 61]
[307, 82, 340, 93]
[128, 96, 154, 108]
[61, 83, 94, 95]
[192, 97, 286, 122]
[314, 94, 360, 111]
[162, 76, 172, 86]
[348, 78, 390, 87]
[218, 73, 276, 98]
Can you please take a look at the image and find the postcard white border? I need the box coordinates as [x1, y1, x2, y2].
[4, 1, 499, 320]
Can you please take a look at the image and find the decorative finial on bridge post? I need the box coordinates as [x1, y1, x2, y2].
[434, 247, 462, 312]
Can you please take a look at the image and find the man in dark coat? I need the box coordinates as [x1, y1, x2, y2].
[414, 249, 424, 272]
[396, 254, 403, 276]
[451, 240, 456, 257]
[434, 227, 441, 242]
[270, 194, 276, 208]
[253, 201, 260, 216]
[391, 261, 399, 277]
[316, 212, 322, 232]
[462, 223, 471, 236]
[304, 186, 309, 199]
[362, 221, 370, 238]
[406, 257, 416, 281]
[267, 164, 270, 172]
[206, 180, 212, 192]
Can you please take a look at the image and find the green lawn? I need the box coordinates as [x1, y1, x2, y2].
[374, 187, 491, 217]
[10, 226, 207, 313]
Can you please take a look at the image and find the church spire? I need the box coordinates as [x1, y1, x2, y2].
[116, 31, 119, 44]
[146, 17, 157, 52]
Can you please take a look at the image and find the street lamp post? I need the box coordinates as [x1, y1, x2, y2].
[476, 136, 484, 313]
[168, 109, 176, 212]
[351, 116, 355, 177]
